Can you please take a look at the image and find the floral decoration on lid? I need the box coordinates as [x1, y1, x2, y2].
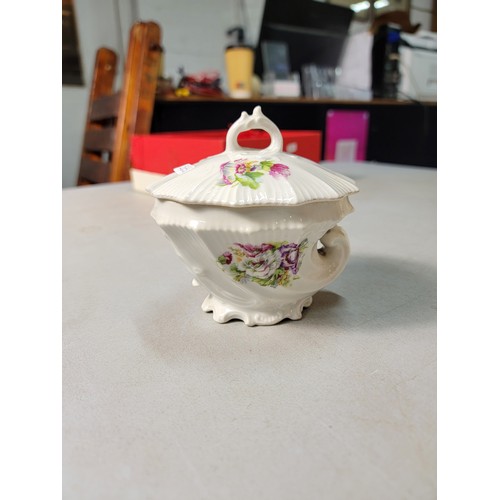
[219, 159, 290, 189]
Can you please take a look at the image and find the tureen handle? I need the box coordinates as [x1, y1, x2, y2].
[225, 106, 283, 158]
[312, 225, 350, 286]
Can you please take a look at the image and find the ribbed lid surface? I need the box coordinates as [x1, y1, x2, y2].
[147, 107, 358, 207]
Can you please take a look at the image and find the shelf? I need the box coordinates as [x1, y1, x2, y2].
[151, 94, 437, 167]
[155, 94, 437, 106]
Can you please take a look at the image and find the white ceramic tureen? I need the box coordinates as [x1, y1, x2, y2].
[148, 106, 358, 326]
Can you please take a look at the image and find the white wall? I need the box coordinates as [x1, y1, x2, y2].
[62, 0, 265, 188]
[140, 0, 264, 81]
[410, 0, 434, 32]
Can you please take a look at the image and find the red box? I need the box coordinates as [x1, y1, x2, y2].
[130, 129, 322, 176]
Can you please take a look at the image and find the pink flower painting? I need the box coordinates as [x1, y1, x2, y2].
[217, 239, 308, 288]
[219, 159, 290, 190]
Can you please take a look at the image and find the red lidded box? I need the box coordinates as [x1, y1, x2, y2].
[131, 129, 321, 173]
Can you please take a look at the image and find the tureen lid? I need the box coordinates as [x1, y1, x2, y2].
[147, 106, 359, 207]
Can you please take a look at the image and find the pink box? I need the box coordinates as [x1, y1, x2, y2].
[324, 110, 369, 161]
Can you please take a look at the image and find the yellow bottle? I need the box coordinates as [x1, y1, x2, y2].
[225, 27, 254, 99]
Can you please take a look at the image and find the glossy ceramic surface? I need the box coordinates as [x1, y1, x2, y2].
[148, 106, 358, 325]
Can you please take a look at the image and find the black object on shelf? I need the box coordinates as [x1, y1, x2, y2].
[254, 0, 353, 79]
[371, 24, 401, 99]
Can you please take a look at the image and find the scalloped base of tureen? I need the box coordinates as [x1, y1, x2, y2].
[201, 294, 314, 326]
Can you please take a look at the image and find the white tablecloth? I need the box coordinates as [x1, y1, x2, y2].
[63, 162, 436, 499]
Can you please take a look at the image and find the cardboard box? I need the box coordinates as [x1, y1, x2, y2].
[130, 129, 322, 192]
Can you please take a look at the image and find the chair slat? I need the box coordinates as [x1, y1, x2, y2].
[83, 128, 116, 152]
[79, 157, 111, 184]
[89, 92, 121, 121]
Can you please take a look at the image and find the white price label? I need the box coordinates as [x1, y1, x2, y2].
[173, 163, 197, 175]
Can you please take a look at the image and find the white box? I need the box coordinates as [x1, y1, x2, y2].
[399, 31, 437, 101]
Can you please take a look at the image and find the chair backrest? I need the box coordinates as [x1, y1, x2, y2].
[78, 21, 162, 185]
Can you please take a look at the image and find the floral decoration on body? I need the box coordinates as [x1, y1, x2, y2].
[219, 159, 290, 189]
[217, 240, 308, 288]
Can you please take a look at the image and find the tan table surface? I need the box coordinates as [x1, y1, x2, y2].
[63, 161, 436, 500]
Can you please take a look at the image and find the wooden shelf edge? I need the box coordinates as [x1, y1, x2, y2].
[155, 94, 437, 106]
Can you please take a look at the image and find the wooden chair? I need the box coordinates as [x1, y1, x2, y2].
[78, 21, 162, 185]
